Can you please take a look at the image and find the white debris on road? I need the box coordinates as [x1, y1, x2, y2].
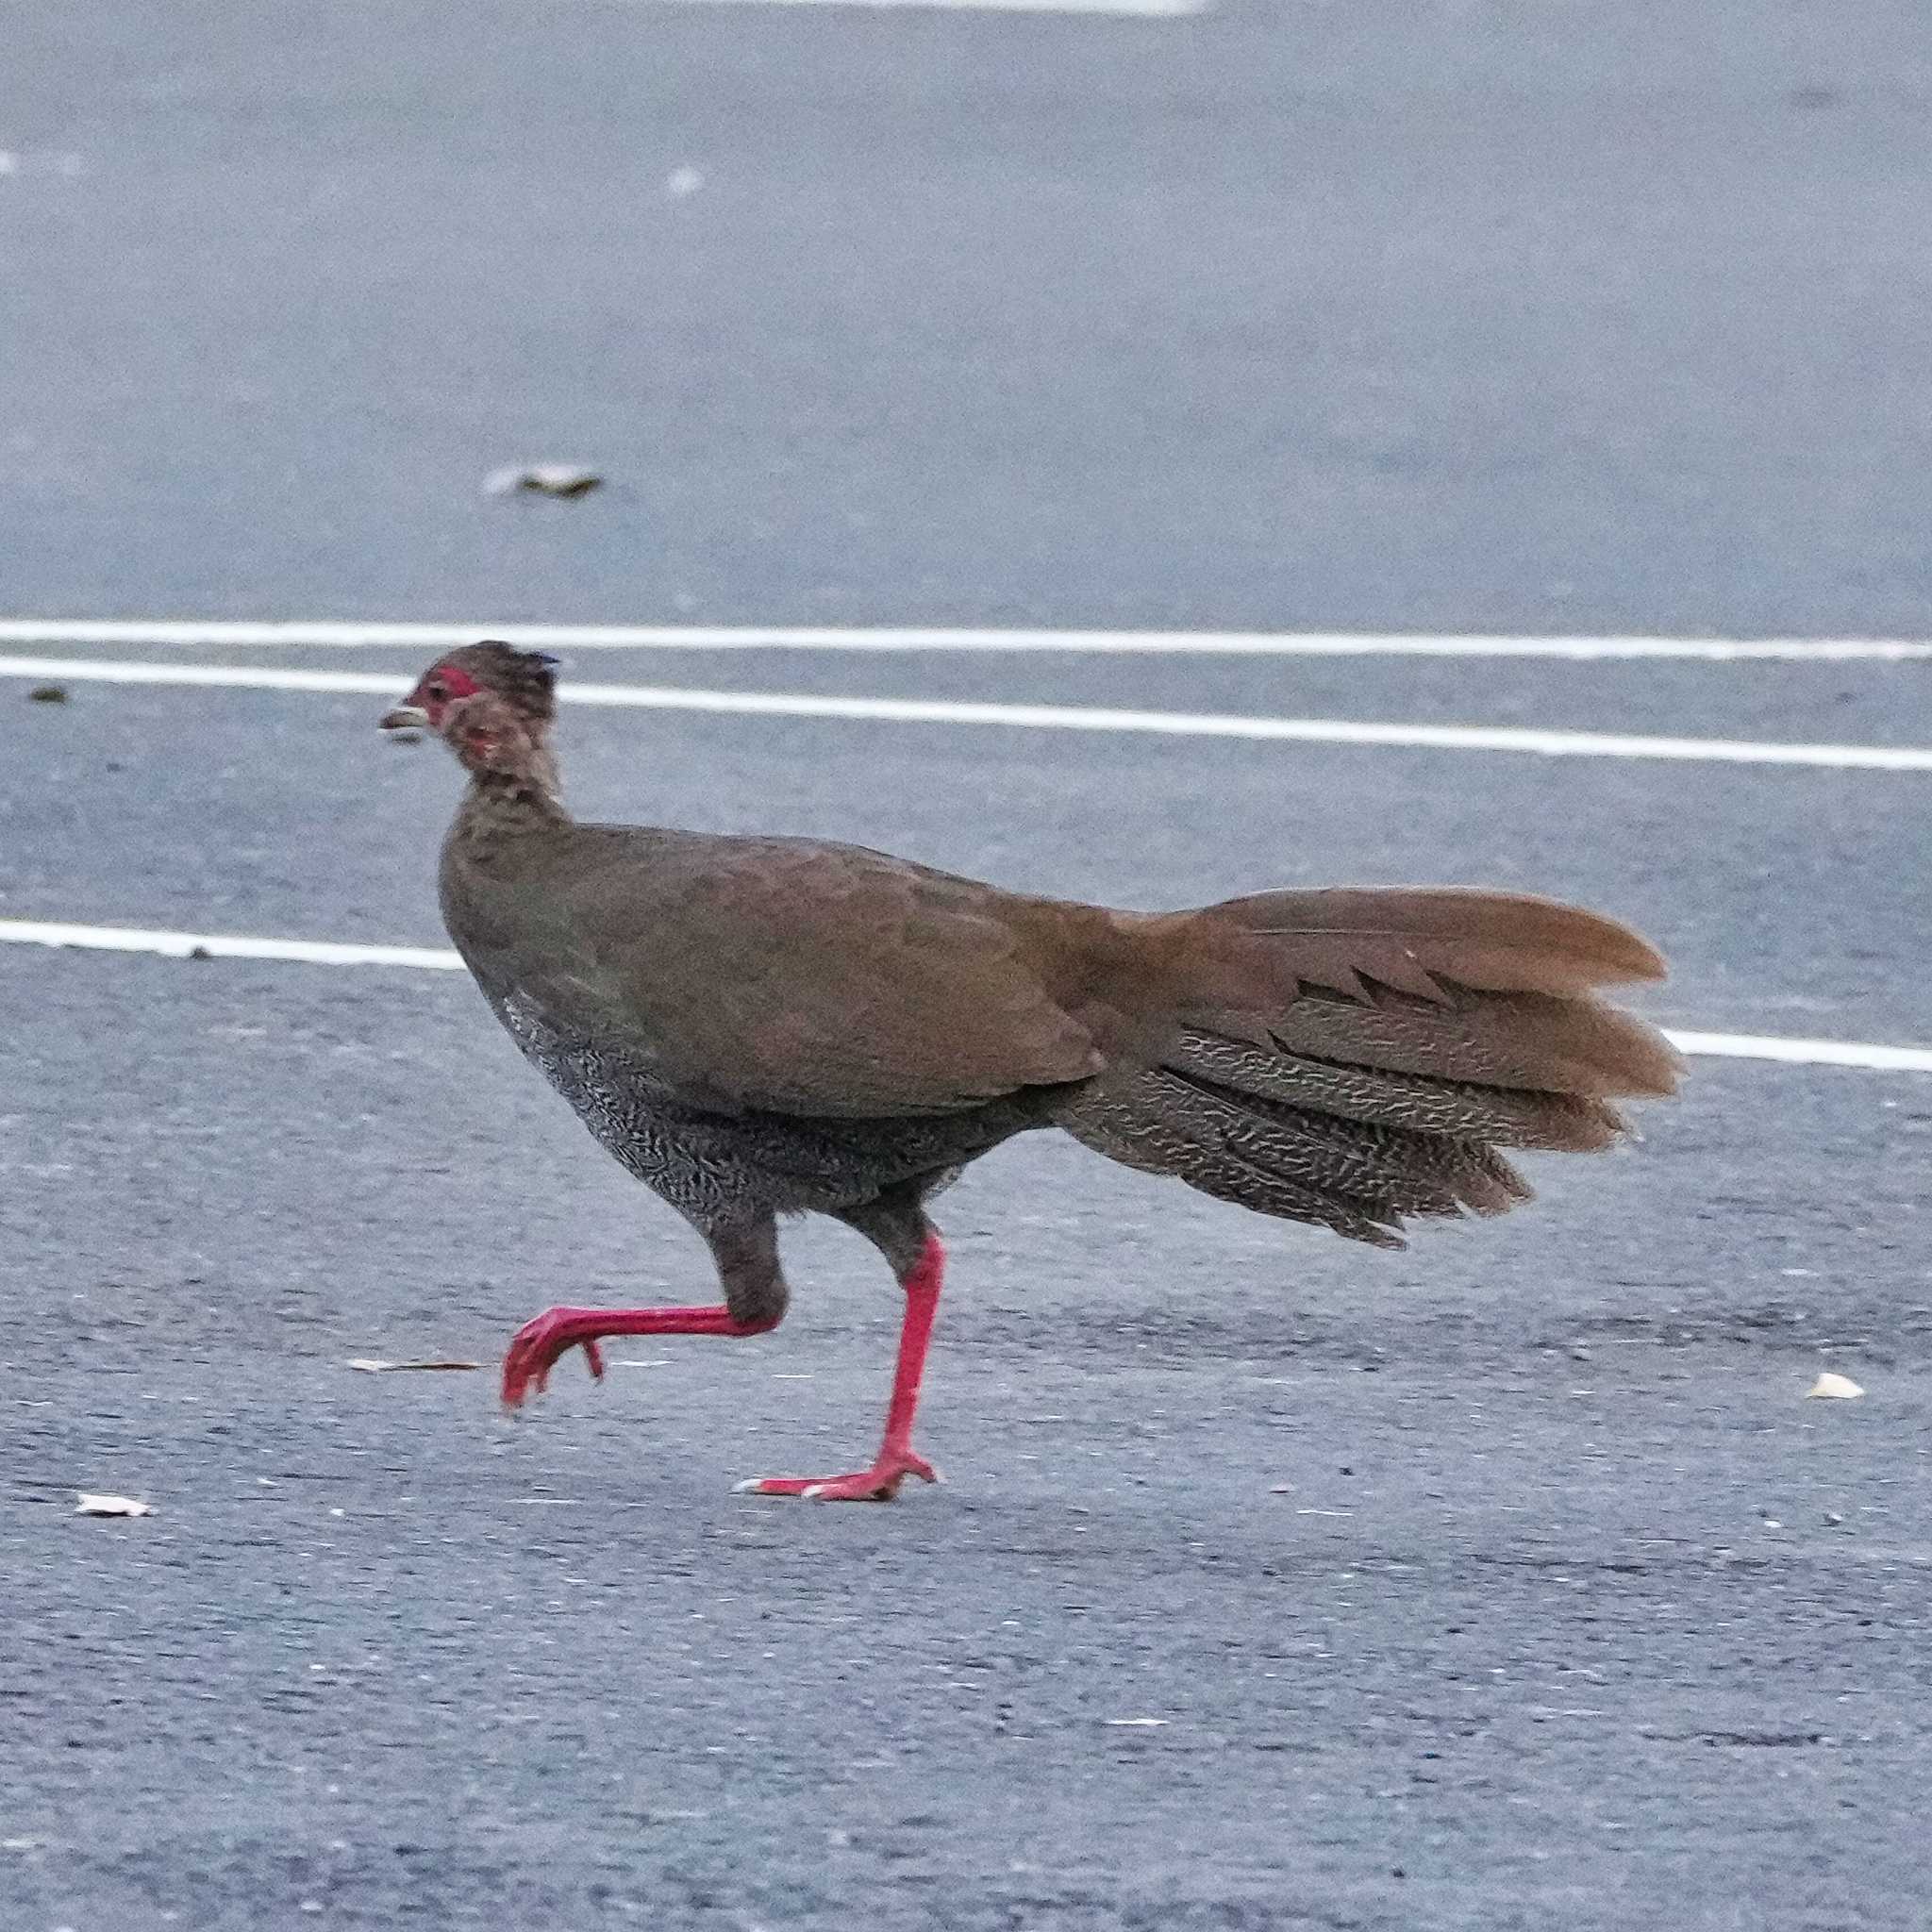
[1805, 1372, 1865, 1400]
[75, 1493, 153, 1518]
[482, 464, 603, 499]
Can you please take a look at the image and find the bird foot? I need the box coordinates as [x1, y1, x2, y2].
[501, 1307, 608, 1409]
[733, 1449, 941, 1503]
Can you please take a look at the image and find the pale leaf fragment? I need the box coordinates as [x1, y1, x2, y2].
[1806, 1372, 1864, 1400]
[346, 1357, 480, 1374]
[483, 463, 604, 499]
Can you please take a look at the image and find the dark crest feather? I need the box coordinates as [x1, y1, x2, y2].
[441, 640, 558, 722]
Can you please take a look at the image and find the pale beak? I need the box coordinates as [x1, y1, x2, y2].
[379, 702, 430, 734]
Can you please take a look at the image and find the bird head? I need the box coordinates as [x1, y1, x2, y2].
[380, 641, 561, 776]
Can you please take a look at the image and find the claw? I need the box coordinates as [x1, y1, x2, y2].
[501, 1307, 608, 1410]
[735, 1450, 941, 1503]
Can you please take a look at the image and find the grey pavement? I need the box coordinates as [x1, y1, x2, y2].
[3, 4, 1931, 1930]
[3, 1, 1932, 634]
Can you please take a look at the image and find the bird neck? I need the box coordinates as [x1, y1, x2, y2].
[440, 703, 572, 831]
[455, 756, 573, 837]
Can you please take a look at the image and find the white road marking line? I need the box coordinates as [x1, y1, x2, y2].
[1662, 1030, 1932, 1074]
[3, 918, 1930, 1074]
[0, 920, 465, 971]
[2, 620, 1929, 659]
[640, 0, 1207, 14]
[4, 655, 1929, 772]
[2, 658, 409, 697]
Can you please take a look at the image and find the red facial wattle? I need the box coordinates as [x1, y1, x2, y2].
[411, 662, 482, 729]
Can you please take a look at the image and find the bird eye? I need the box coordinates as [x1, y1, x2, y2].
[425, 678, 449, 703]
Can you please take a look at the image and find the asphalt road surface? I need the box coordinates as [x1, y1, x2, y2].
[3, 4, 1930, 1930]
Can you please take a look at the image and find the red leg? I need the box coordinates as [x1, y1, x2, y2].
[736, 1233, 945, 1503]
[501, 1303, 774, 1410]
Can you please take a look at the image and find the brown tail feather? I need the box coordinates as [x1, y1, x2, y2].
[1169, 1028, 1626, 1150]
[1208, 886, 1668, 998]
[1061, 1066, 1531, 1249]
[1201, 982, 1678, 1103]
[1152, 1066, 1530, 1216]
[1192, 888, 1680, 1099]
[1058, 885, 1679, 1246]
[1061, 1077, 1414, 1247]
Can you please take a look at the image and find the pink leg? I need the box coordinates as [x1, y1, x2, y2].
[736, 1233, 945, 1503]
[501, 1303, 774, 1410]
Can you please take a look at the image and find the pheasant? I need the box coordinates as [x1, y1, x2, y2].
[381, 642, 1678, 1501]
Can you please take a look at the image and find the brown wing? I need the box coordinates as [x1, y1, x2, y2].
[481, 830, 1108, 1118]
